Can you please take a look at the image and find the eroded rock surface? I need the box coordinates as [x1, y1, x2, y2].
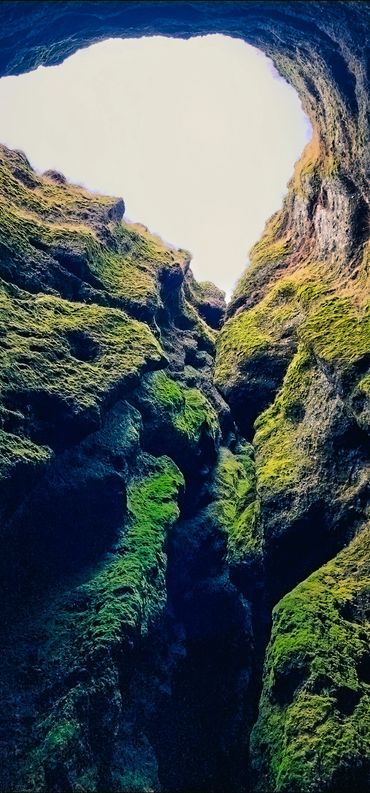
[0, 2, 369, 792]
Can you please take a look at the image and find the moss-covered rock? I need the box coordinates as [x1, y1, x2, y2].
[184, 269, 226, 329]
[0, 3, 369, 790]
[15, 454, 184, 792]
[0, 143, 229, 792]
[133, 370, 220, 476]
[208, 444, 261, 566]
[0, 279, 163, 440]
[216, 246, 369, 600]
[251, 527, 370, 792]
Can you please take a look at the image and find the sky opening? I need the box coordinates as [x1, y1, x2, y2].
[0, 35, 311, 297]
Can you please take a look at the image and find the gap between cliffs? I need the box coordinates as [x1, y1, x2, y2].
[0, 3, 369, 784]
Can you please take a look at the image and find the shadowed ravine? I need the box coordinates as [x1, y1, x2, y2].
[0, 2, 369, 792]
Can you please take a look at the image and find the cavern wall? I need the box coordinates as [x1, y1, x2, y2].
[0, 2, 368, 792]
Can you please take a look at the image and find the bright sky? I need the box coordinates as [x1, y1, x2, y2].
[0, 35, 311, 296]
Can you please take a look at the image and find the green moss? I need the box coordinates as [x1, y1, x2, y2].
[209, 445, 261, 563]
[0, 428, 52, 481]
[0, 141, 191, 334]
[0, 150, 186, 317]
[183, 297, 217, 352]
[150, 370, 219, 445]
[42, 720, 79, 755]
[251, 528, 370, 792]
[292, 136, 339, 199]
[26, 719, 82, 793]
[23, 455, 184, 788]
[254, 348, 312, 494]
[73, 455, 184, 648]
[230, 210, 292, 307]
[216, 253, 368, 403]
[0, 208, 162, 312]
[295, 277, 329, 309]
[184, 272, 225, 325]
[0, 145, 114, 221]
[299, 296, 370, 366]
[0, 144, 204, 490]
[85, 221, 187, 313]
[357, 374, 370, 396]
[0, 278, 163, 431]
[250, 234, 292, 271]
[218, 268, 369, 505]
[215, 279, 301, 389]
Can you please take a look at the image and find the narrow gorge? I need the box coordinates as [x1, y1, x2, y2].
[0, 2, 369, 792]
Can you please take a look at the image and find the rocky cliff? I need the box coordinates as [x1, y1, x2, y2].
[0, 2, 369, 792]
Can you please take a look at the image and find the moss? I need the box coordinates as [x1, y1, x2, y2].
[0, 208, 162, 312]
[299, 296, 370, 366]
[0, 144, 205, 490]
[253, 347, 313, 495]
[216, 254, 368, 401]
[26, 716, 82, 793]
[230, 210, 292, 308]
[251, 527, 370, 792]
[87, 221, 187, 314]
[183, 272, 225, 329]
[0, 428, 52, 481]
[183, 297, 217, 353]
[149, 370, 219, 446]
[23, 455, 184, 788]
[0, 144, 187, 317]
[0, 145, 114, 221]
[73, 455, 184, 648]
[250, 233, 292, 271]
[0, 279, 163, 444]
[215, 278, 301, 389]
[42, 719, 79, 755]
[292, 133, 339, 198]
[209, 445, 261, 563]
[357, 374, 370, 396]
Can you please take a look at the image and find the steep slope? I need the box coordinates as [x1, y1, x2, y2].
[0, 147, 234, 791]
[251, 527, 370, 793]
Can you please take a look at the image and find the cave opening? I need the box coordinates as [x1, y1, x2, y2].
[0, 3, 368, 793]
[0, 33, 311, 298]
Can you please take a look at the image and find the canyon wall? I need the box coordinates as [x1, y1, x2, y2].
[0, 2, 368, 791]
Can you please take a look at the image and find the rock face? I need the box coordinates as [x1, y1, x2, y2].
[0, 3, 369, 793]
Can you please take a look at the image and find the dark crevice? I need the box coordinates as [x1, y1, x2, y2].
[134, 430, 269, 793]
[154, 504, 254, 791]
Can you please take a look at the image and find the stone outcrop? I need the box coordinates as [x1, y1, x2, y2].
[0, 2, 369, 792]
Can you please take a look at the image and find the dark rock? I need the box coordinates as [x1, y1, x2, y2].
[44, 169, 67, 184]
[0, 3, 369, 792]
[107, 197, 125, 221]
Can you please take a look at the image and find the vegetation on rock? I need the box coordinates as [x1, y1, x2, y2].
[209, 444, 261, 564]
[251, 527, 370, 792]
[0, 2, 369, 791]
